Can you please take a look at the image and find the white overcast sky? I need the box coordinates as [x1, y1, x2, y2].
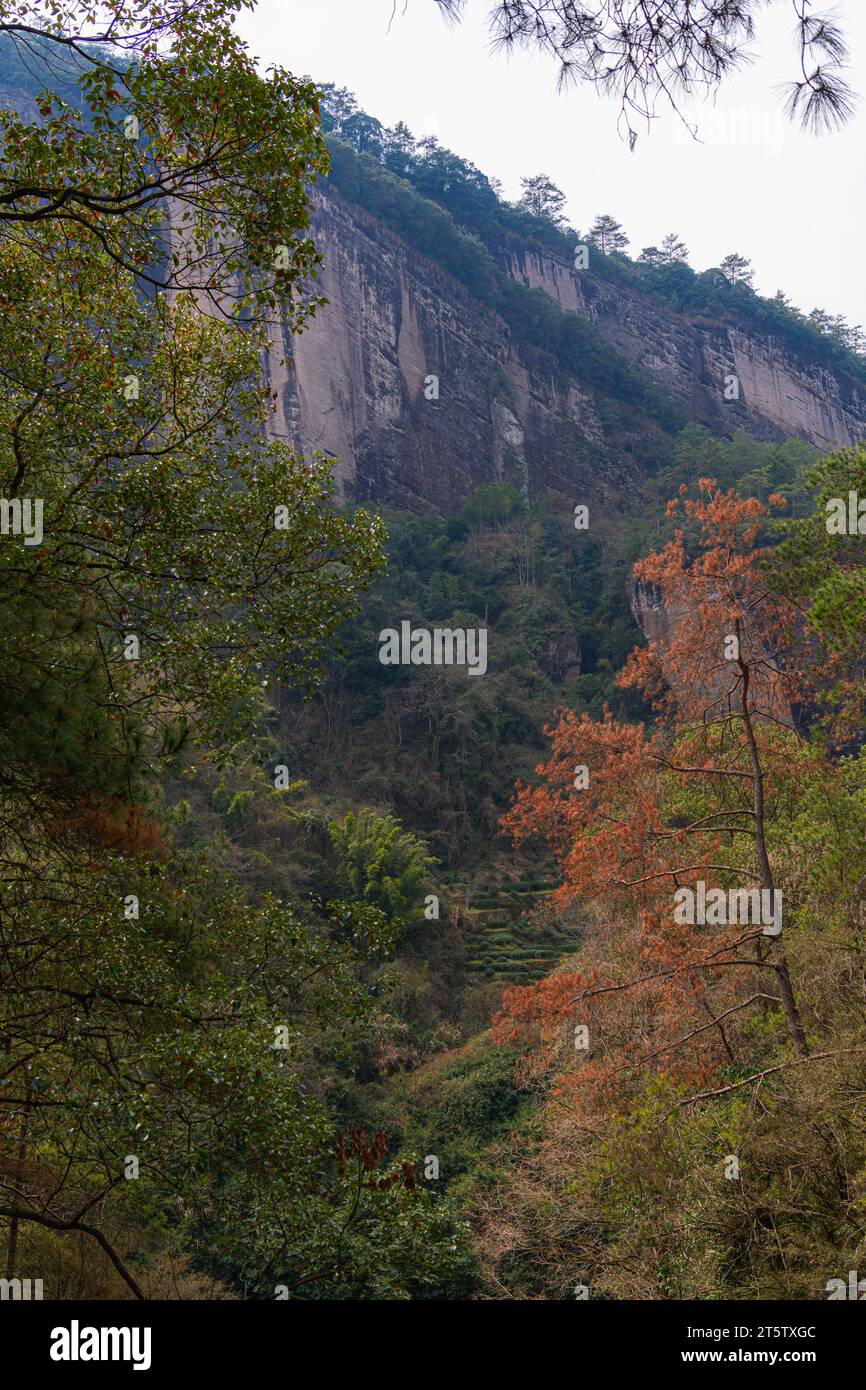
[236, 0, 866, 326]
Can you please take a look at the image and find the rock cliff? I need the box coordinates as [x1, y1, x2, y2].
[267, 185, 866, 514]
[266, 188, 622, 513]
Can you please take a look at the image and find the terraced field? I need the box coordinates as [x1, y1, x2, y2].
[456, 868, 579, 984]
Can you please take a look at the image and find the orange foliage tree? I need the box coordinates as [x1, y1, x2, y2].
[496, 481, 839, 1111]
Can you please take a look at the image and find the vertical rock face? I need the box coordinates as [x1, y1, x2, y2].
[629, 579, 683, 653]
[266, 189, 624, 513]
[506, 247, 866, 452]
[267, 186, 866, 515]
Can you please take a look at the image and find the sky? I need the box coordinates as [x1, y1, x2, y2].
[235, 0, 866, 327]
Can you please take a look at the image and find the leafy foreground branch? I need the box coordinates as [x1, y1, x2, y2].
[0, 0, 469, 1299]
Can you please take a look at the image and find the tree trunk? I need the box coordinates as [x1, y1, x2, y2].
[739, 642, 809, 1056]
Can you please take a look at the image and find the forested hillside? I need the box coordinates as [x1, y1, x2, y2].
[1, 2, 865, 1315]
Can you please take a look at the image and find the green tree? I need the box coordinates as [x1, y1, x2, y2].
[383, 120, 417, 177]
[0, 15, 324, 324]
[773, 442, 866, 734]
[341, 109, 385, 156]
[330, 809, 437, 926]
[318, 82, 359, 133]
[517, 173, 567, 225]
[720, 252, 755, 287]
[589, 213, 629, 255]
[641, 233, 688, 266]
[659, 231, 689, 263]
[0, 0, 473, 1302]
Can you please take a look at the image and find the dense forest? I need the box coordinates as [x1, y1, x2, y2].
[1, 0, 865, 1318]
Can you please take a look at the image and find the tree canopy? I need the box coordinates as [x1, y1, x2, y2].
[0, 0, 470, 1300]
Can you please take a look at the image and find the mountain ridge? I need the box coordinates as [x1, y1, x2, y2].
[267, 158, 866, 513]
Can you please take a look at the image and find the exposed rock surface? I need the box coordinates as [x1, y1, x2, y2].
[630, 579, 681, 653]
[509, 248, 866, 453]
[266, 189, 620, 514]
[267, 186, 866, 514]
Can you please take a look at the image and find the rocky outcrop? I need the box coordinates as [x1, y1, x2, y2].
[541, 630, 582, 683]
[510, 245, 866, 453]
[266, 189, 624, 514]
[629, 579, 679, 652]
[266, 186, 866, 515]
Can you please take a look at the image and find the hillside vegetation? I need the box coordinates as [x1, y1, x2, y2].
[1, 10, 864, 1303]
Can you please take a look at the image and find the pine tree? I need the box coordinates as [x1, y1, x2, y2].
[517, 174, 567, 225]
[660, 231, 689, 263]
[720, 252, 755, 287]
[589, 213, 629, 255]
